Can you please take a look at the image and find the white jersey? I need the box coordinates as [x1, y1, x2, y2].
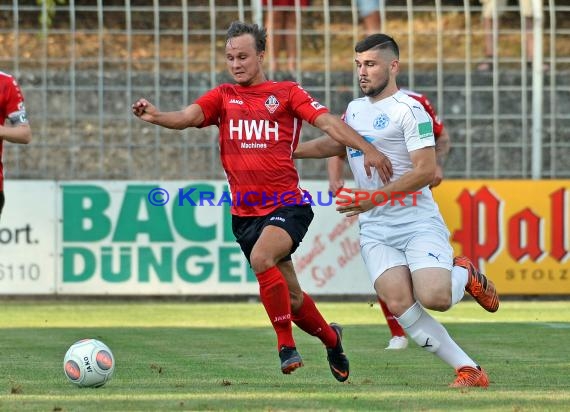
[344, 90, 442, 231]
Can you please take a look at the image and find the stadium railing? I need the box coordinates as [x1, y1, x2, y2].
[0, 0, 568, 180]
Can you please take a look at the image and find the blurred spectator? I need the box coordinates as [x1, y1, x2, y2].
[477, 0, 547, 71]
[263, 0, 309, 74]
[357, 0, 382, 35]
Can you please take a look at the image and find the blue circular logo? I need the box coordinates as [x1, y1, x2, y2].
[373, 114, 389, 130]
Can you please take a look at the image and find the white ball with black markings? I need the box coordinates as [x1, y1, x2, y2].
[63, 339, 115, 388]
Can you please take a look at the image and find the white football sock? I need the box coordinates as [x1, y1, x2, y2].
[451, 265, 469, 306]
[397, 302, 477, 369]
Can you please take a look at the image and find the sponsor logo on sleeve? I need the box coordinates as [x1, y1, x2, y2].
[310, 101, 325, 110]
[418, 121, 433, 139]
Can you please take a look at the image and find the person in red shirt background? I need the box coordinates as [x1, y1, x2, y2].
[0, 70, 33, 221]
[327, 88, 451, 350]
[133, 21, 392, 381]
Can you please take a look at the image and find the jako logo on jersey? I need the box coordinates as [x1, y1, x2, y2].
[269, 216, 285, 223]
[229, 119, 279, 141]
[311, 101, 325, 110]
[265, 95, 279, 113]
[229, 98, 243, 105]
[373, 113, 390, 130]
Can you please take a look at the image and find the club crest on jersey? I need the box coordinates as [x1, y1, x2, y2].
[373, 113, 389, 130]
[265, 95, 279, 113]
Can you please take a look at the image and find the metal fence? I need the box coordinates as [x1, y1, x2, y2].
[1, 0, 569, 181]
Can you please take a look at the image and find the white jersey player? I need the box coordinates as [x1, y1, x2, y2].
[343, 89, 441, 228]
[294, 33, 500, 388]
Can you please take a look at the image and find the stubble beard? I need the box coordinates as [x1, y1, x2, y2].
[361, 78, 389, 98]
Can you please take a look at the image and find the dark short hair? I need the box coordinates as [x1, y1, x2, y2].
[355, 34, 399, 58]
[226, 21, 267, 53]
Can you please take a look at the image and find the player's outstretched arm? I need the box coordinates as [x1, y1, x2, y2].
[313, 113, 392, 183]
[132, 98, 205, 130]
[293, 135, 345, 159]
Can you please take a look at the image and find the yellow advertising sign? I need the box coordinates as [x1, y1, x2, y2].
[433, 180, 570, 295]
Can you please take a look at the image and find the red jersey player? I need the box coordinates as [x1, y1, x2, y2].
[326, 88, 451, 350]
[133, 21, 392, 381]
[0, 70, 33, 220]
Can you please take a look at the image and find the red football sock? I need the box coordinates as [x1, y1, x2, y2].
[379, 297, 406, 337]
[256, 266, 295, 349]
[292, 292, 337, 348]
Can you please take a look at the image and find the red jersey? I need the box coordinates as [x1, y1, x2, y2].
[0, 71, 28, 191]
[400, 88, 444, 138]
[195, 80, 328, 216]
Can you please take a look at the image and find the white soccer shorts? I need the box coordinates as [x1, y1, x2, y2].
[359, 215, 454, 284]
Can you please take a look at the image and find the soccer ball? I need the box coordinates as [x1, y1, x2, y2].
[63, 339, 115, 388]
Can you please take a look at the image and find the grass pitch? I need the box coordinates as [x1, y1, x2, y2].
[1, 299, 569, 411]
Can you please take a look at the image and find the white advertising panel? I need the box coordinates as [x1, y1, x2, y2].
[57, 180, 370, 295]
[0, 181, 57, 294]
[294, 181, 373, 294]
[0, 180, 376, 296]
[5, 179, 568, 296]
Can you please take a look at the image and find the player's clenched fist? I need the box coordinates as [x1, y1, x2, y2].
[132, 98, 156, 121]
